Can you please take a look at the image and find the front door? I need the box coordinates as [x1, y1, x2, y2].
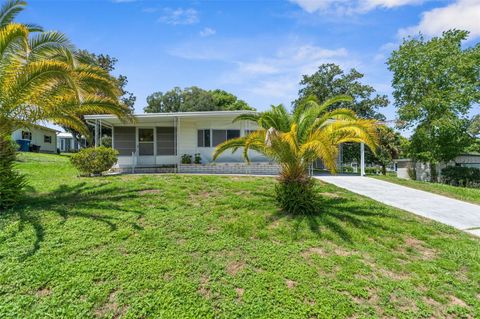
[137, 128, 155, 166]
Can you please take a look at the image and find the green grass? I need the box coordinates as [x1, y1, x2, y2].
[373, 175, 480, 205]
[1, 153, 479, 318]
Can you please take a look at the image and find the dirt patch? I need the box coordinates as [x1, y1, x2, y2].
[334, 247, 354, 257]
[94, 290, 126, 318]
[227, 261, 246, 276]
[198, 275, 211, 298]
[285, 279, 297, 289]
[301, 247, 327, 259]
[138, 189, 161, 195]
[403, 237, 437, 260]
[450, 296, 468, 307]
[235, 288, 244, 301]
[390, 293, 419, 312]
[36, 287, 51, 297]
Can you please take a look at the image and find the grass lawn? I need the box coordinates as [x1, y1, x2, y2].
[373, 175, 480, 205]
[1, 152, 479, 318]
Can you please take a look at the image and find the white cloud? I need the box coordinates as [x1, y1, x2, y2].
[199, 27, 216, 37]
[399, 0, 480, 38]
[227, 44, 351, 103]
[290, 0, 422, 14]
[158, 8, 199, 25]
[167, 38, 360, 107]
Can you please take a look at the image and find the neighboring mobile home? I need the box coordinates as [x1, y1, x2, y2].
[12, 125, 58, 153]
[395, 154, 480, 181]
[57, 132, 86, 152]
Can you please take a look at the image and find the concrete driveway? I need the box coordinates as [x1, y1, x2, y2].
[315, 175, 480, 237]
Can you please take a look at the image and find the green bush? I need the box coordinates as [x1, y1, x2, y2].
[194, 153, 202, 164]
[441, 166, 480, 187]
[100, 136, 112, 148]
[365, 167, 379, 175]
[70, 146, 118, 176]
[181, 154, 192, 164]
[340, 166, 354, 173]
[0, 137, 26, 210]
[275, 178, 316, 215]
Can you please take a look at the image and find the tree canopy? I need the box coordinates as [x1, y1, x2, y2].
[387, 29, 480, 177]
[144, 87, 254, 113]
[294, 63, 388, 120]
[76, 50, 136, 110]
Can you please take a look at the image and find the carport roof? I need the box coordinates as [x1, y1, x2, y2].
[84, 110, 258, 126]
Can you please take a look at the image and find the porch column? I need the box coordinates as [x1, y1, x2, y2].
[360, 142, 365, 176]
[94, 120, 99, 147]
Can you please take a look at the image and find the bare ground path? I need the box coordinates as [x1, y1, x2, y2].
[316, 175, 480, 237]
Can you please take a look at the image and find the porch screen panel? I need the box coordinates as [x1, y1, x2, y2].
[157, 127, 176, 155]
[114, 127, 136, 156]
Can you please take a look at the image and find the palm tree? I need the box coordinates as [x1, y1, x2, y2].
[213, 96, 379, 214]
[0, 0, 43, 32]
[0, 1, 132, 209]
[0, 23, 131, 144]
[375, 126, 402, 175]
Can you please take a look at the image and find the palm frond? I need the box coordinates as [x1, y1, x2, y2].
[0, 0, 26, 28]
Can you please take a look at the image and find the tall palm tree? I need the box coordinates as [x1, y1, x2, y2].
[213, 96, 379, 214]
[0, 0, 42, 32]
[0, 23, 132, 145]
[0, 0, 132, 209]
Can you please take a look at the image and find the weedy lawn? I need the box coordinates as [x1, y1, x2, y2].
[0, 152, 479, 318]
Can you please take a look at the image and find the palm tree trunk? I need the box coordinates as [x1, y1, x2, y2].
[382, 164, 387, 175]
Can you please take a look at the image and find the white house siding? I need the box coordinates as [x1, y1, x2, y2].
[12, 127, 57, 153]
[112, 115, 266, 168]
[177, 117, 265, 164]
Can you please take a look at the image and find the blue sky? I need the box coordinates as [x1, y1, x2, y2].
[21, 0, 480, 122]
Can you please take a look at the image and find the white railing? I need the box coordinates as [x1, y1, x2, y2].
[131, 151, 137, 174]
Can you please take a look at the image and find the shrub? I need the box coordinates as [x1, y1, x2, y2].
[365, 167, 380, 175]
[181, 154, 192, 164]
[340, 166, 354, 173]
[441, 166, 480, 187]
[194, 153, 202, 164]
[100, 136, 112, 148]
[0, 137, 26, 210]
[407, 165, 417, 180]
[70, 146, 118, 176]
[275, 177, 316, 215]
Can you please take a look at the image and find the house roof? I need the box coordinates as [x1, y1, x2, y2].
[84, 110, 258, 126]
[23, 124, 60, 133]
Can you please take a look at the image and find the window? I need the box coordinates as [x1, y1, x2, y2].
[212, 129, 241, 147]
[138, 128, 154, 142]
[197, 129, 211, 147]
[44, 135, 52, 143]
[244, 129, 257, 136]
[22, 131, 32, 140]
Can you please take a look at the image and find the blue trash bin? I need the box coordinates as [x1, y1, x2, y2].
[16, 139, 31, 152]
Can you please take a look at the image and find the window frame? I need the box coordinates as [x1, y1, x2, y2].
[22, 131, 32, 140]
[211, 129, 241, 147]
[197, 129, 211, 148]
[44, 135, 52, 143]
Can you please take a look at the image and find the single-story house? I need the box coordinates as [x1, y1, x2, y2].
[12, 125, 58, 153]
[57, 132, 86, 152]
[395, 153, 480, 181]
[84, 111, 368, 175]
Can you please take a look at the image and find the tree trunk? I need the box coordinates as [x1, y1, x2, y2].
[430, 162, 438, 183]
[381, 164, 387, 175]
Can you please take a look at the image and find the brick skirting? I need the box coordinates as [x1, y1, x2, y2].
[178, 163, 280, 175]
